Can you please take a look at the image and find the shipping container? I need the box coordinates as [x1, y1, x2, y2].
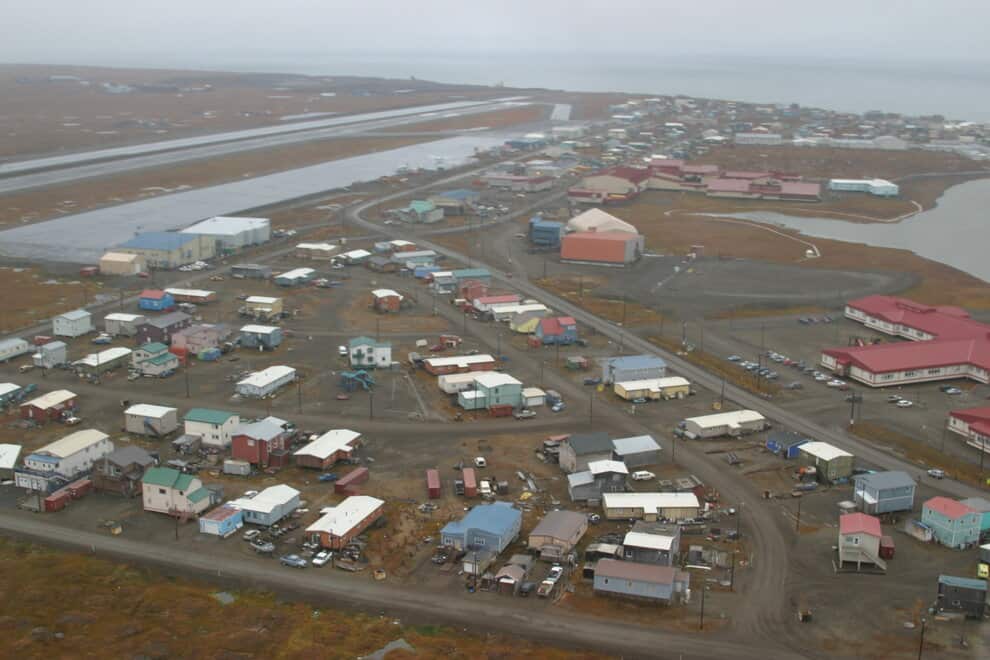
[462, 467, 477, 497]
[490, 404, 514, 418]
[334, 467, 369, 494]
[879, 536, 895, 560]
[44, 491, 71, 513]
[426, 469, 441, 499]
[223, 459, 252, 476]
[66, 478, 92, 499]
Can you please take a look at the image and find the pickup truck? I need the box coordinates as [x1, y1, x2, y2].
[537, 580, 556, 598]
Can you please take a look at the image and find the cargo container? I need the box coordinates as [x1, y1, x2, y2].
[223, 459, 252, 476]
[879, 536, 895, 560]
[490, 404, 514, 418]
[66, 478, 92, 499]
[44, 491, 71, 513]
[426, 469, 441, 498]
[462, 467, 478, 497]
[334, 467, 369, 494]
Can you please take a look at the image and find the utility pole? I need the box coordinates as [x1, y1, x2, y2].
[588, 390, 594, 429]
[579, 275, 584, 299]
[369, 390, 374, 420]
[760, 323, 766, 355]
[119, 289, 124, 312]
[795, 496, 802, 532]
[700, 321, 704, 354]
[539, 360, 545, 388]
[496, 328, 502, 359]
[463, 310, 467, 334]
[297, 379, 302, 413]
[729, 551, 736, 591]
[681, 321, 687, 346]
[719, 377, 725, 409]
[555, 341, 560, 367]
[918, 618, 926, 659]
[699, 585, 706, 631]
[375, 317, 380, 342]
[184, 364, 190, 398]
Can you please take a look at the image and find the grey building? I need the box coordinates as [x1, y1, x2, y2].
[593, 559, 690, 604]
[92, 445, 155, 497]
[33, 341, 67, 369]
[440, 502, 521, 553]
[612, 435, 661, 467]
[600, 355, 667, 384]
[135, 312, 192, 345]
[559, 432, 613, 473]
[937, 575, 987, 619]
[623, 522, 680, 566]
[231, 263, 272, 279]
[853, 471, 916, 514]
[527, 510, 588, 561]
[568, 460, 628, 503]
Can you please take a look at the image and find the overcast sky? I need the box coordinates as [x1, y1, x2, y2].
[1, 0, 988, 66]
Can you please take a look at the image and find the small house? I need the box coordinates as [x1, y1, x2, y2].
[33, 341, 68, 369]
[124, 403, 179, 436]
[294, 242, 338, 260]
[73, 347, 132, 376]
[341, 248, 373, 265]
[441, 502, 522, 557]
[798, 442, 854, 484]
[853, 471, 916, 514]
[138, 289, 175, 312]
[231, 416, 292, 467]
[294, 429, 361, 470]
[559, 432, 613, 473]
[535, 316, 578, 345]
[367, 256, 398, 273]
[228, 484, 300, 527]
[236, 366, 295, 398]
[528, 510, 588, 561]
[600, 355, 666, 384]
[20, 389, 77, 423]
[306, 495, 385, 550]
[521, 387, 546, 408]
[141, 467, 211, 516]
[348, 337, 392, 369]
[171, 324, 230, 356]
[457, 372, 523, 411]
[274, 268, 316, 287]
[104, 313, 147, 337]
[960, 497, 990, 533]
[612, 435, 661, 467]
[135, 311, 192, 345]
[937, 575, 988, 619]
[567, 460, 628, 502]
[922, 497, 981, 549]
[239, 324, 283, 350]
[593, 559, 690, 604]
[199, 505, 244, 538]
[53, 310, 93, 338]
[131, 343, 179, 376]
[623, 522, 681, 566]
[371, 289, 403, 313]
[838, 513, 885, 570]
[183, 408, 240, 449]
[241, 296, 283, 320]
[400, 200, 444, 224]
[92, 445, 155, 497]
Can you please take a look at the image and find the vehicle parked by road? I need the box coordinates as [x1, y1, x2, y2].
[279, 554, 307, 568]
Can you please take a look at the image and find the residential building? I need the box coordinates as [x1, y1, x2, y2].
[99, 251, 146, 276]
[115, 232, 216, 268]
[306, 495, 385, 550]
[53, 309, 93, 338]
[73, 347, 132, 376]
[199, 505, 244, 538]
[960, 497, 990, 533]
[0, 383, 23, 406]
[92, 445, 155, 497]
[104, 313, 147, 337]
[295, 242, 338, 260]
[141, 467, 211, 516]
[239, 324, 283, 350]
[138, 289, 175, 312]
[0, 444, 21, 480]
[937, 575, 988, 619]
[134, 311, 192, 345]
[600, 355, 667, 384]
[623, 522, 680, 566]
[535, 316, 578, 345]
[559, 432, 614, 473]
[131, 342, 179, 377]
[528, 219, 565, 248]
[602, 492, 700, 522]
[227, 484, 300, 527]
[472, 294, 521, 314]
[561, 231, 644, 266]
[922, 497, 981, 549]
[19, 389, 77, 423]
[614, 377, 690, 401]
[274, 268, 316, 287]
[399, 200, 444, 224]
[422, 354, 497, 375]
[180, 215, 271, 250]
[948, 407, 990, 455]
[612, 435, 662, 467]
[457, 372, 523, 411]
[348, 337, 392, 369]
[371, 289, 403, 313]
[527, 510, 588, 561]
[682, 410, 767, 439]
[428, 189, 480, 214]
[235, 366, 296, 398]
[341, 248, 373, 265]
[567, 459, 628, 502]
[231, 416, 292, 467]
[853, 471, 916, 514]
[15, 429, 113, 492]
[32, 341, 68, 369]
[124, 403, 179, 437]
[294, 429, 361, 470]
[838, 513, 886, 570]
[183, 408, 240, 449]
[798, 442, 854, 484]
[441, 502, 522, 556]
[593, 559, 690, 604]
[171, 324, 230, 356]
[163, 288, 217, 304]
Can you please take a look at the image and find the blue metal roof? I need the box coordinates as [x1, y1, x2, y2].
[441, 502, 520, 537]
[939, 575, 988, 591]
[436, 189, 479, 200]
[118, 232, 200, 250]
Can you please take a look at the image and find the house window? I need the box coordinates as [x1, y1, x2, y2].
[475, 537, 486, 546]
[603, 578, 609, 585]
[158, 488, 166, 495]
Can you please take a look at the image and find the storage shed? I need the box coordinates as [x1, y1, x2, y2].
[612, 435, 662, 467]
[198, 505, 244, 538]
[124, 404, 179, 437]
[798, 442, 854, 484]
[600, 355, 667, 384]
[53, 310, 93, 338]
[235, 365, 295, 398]
[426, 469, 441, 498]
[334, 467, 369, 494]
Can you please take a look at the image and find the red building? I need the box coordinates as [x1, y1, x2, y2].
[334, 467, 369, 494]
[426, 469, 441, 499]
[422, 354, 497, 375]
[231, 416, 292, 467]
[20, 390, 77, 423]
[305, 496, 384, 550]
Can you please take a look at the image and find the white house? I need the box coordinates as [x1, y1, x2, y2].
[183, 409, 240, 449]
[348, 337, 392, 369]
[124, 404, 179, 436]
[227, 484, 300, 526]
[141, 466, 211, 516]
[15, 430, 113, 491]
[104, 313, 147, 337]
[53, 310, 93, 338]
[235, 365, 296, 398]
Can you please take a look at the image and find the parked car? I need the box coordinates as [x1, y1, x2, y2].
[513, 409, 536, 420]
[926, 468, 945, 479]
[547, 565, 564, 583]
[631, 397, 648, 404]
[338, 345, 347, 356]
[886, 394, 904, 403]
[896, 399, 914, 408]
[474, 457, 487, 468]
[243, 529, 261, 542]
[551, 402, 566, 413]
[279, 554, 307, 568]
[251, 540, 275, 554]
[312, 550, 332, 567]
[583, 377, 602, 386]
[727, 355, 741, 362]
[631, 471, 656, 481]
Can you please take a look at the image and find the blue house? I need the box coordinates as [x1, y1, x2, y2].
[139, 290, 175, 312]
[535, 316, 578, 345]
[922, 497, 982, 549]
[199, 505, 244, 537]
[854, 471, 916, 514]
[440, 502, 522, 553]
[600, 355, 667, 384]
[960, 497, 990, 533]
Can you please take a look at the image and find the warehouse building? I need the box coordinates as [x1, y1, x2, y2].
[20, 390, 76, 423]
[600, 355, 667, 384]
[614, 376, 690, 401]
[274, 268, 316, 287]
[124, 404, 179, 437]
[231, 264, 271, 279]
[947, 407, 990, 455]
[472, 294, 521, 314]
[294, 429, 361, 470]
[306, 495, 384, 550]
[180, 216, 271, 250]
[32, 341, 67, 369]
[15, 429, 113, 492]
[228, 484, 300, 527]
[828, 179, 900, 197]
[53, 309, 93, 338]
[612, 435, 662, 467]
[239, 324, 283, 350]
[602, 492, 700, 522]
[73, 347, 132, 376]
[561, 231, 644, 266]
[99, 251, 146, 275]
[115, 232, 216, 268]
[798, 442, 854, 484]
[853, 471, 916, 514]
[569, 167, 651, 203]
[236, 365, 296, 398]
[682, 410, 767, 439]
[491, 302, 549, 323]
[104, 313, 147, 337]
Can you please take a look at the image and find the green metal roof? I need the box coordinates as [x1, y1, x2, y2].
[139, 342, 168, 354]
[939, 575, 988, 591]
[409, 200, 435, 213]
[147, 353, 178, 365]
[187, 487, 209, 503]
[142, 466, 181, 488]
[184, 408, 236, 425]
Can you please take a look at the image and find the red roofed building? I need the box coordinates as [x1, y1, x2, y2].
[838, 512, 884, 569]
[561, 231, 645, 266]
[535, 316, 578, 345]
[922, 497, 981, 548]
[821, 295, 990, 388]
[947, 407, 990, 455]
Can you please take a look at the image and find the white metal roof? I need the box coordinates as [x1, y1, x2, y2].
[22, 389, 75, 410]
[438, 372, 480, 385]
[616, 376, 690, 391]
[294, 429, 361, 460]
[460, 391, 484, 401]
[240, 324, 279, 334]
[181, 215, 269, 236]
[100, 252, 141, 263]
[371, 289, 402, 299]
[74, 347, 132, 367]
[59, 309, 91, 321]
[0, 443, 21, 470]
[612, 435, 661, 455]
[521, 387, 546, 398]
[800, 441, 853, 461]
[228, 484, 299, 514]
[602, 492, 700, 512]
[342, 249, 372, 259]
[237, 366, 295, 389]
[424, 354, 495, 368]
[490, 302, 548, 315]
[472, 372, 521, 388]
[245, 296, 280, 304]
[567, 471, 595, 488]
[588, 459, 629, 475]
[276, 267, 315, 280]
[105, 312, 145, 322]
[296, 242, 338, 252]
[164, 288, 215, 298]
[125, 403, 177, 418]
[307, 496, 384, 536]
[623, 530, 674, 551]
[389, 239, 415, 247]
[684, 410, 765, 428]
[0, 383, 21, 397]
[34, 429, 109, 459]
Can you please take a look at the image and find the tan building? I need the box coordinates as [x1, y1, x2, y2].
[614, 377, 691, 401]
[99, 251, 147, 275]
[242, 296, 283, 319]
[115, 232, 216, 269]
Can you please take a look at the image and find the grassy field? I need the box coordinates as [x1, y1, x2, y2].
[0, 267, 107, 333]
[0, 539, 605, 659]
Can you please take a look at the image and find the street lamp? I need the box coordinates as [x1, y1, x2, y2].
[918, 617, 926, 659]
